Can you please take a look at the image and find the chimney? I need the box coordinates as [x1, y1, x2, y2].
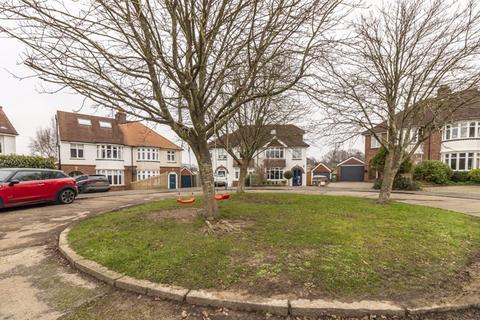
[437, 85, 452, 98]
[115, 111, 127, 124]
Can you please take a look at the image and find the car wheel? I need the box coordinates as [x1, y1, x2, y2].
[58, 189, 76, 204]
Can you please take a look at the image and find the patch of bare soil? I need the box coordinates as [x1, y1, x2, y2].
[203, 219, 255, 235]
[145, 208, 202, 223]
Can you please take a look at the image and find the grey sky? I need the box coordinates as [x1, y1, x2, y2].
[0, 24, 363, 162]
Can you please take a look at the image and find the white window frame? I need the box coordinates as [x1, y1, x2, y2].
[443, 121, 480, 141]
[292, 148, 302, 160]
[137, 147, 159, 161]
[78, 119, 92, 126]
[443, 152, 478, 171]
[99, 121, 112, 128]
[266, 167, 284, 180]
[96, 169, 124, 186]
[167, 151, 176, 163]
[217, 149, 227, 161]
[70, 143, 84, 159]
[96, 144, 124, 160]
[266, 147, 284, 159]
[137, 170, 160, 181]
[371, 136, 381, 148]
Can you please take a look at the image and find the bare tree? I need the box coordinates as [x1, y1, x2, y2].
[0, 0, 345, 218]
[321, 147, 363, 168]
[214, 93, 309, 193]
[314, 0, 480, 203]
[29, 117, 58, 160]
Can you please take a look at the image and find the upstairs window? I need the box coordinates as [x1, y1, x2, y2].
[99, 121, 112, 128]
[292, 148, 302, 160]
[70, 144, 84, 159]
[217, 149, 227, 160]
[371, 136, 381, 148]
[443, 121, 480, 141]
[137, 148, 159, 161]
[78, 119, 92, 126]
[266, 147, 284, 159]
[96, 145, 123, 160]
[167, 151, 176, 162]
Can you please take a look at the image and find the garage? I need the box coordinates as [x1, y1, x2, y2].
[337, 157, 365, 181]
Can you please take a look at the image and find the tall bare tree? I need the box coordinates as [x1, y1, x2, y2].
[314, 0, 480, 203]
[1, 0, 345, 218]
[29, 117, 58, 160]
[214, 93, 308, 193]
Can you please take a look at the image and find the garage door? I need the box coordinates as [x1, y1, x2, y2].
[340, 166, 364, 181]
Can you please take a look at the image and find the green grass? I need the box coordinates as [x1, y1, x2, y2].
[68, 193, 480, 300]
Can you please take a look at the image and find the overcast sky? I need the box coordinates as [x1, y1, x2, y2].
[0, 28, 363, 163]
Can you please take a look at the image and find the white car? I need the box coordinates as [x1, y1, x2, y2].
[214, 173, 228, 187]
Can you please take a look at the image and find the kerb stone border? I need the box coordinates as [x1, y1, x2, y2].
[59, 226, 480, 318]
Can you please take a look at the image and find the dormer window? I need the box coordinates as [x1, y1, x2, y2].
[78, 118, 92, 126]
[99, 121, 112, 128]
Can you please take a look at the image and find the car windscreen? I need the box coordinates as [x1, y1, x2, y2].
[0, 170, 14, 182]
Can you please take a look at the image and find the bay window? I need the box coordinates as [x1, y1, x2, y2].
[96, 169, 124, 186]
[443, 152, 477, 171]
[443, 121, 480, 141]
[267, 167, 284, 180]
[266, 147, 284, 159]
[97, 145, 123, 160]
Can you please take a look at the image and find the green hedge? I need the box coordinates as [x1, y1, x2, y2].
[0, 155, 56, 169]
[469, 169, 480, 183]
[413, 160, 453, 184]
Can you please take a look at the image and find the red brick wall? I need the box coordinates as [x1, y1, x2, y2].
[60, 164, 96, 176]
[364, 134, 382, 181]
[124, 166, 137, 189]
[422, 129, 441, 161]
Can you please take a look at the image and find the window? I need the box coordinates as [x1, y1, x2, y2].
[444, 125, 451, 140]
[292, 148, 302, 160]
[216, 169, 226, 177]
[137, 148, 159, 161]
[78, 118, 92, 126]
[235, 168, 240, 180]
[443, 121, 480, 141]
[443, 152, 478, 171]
[371, 136, 381, 148]
[266, 167, 284, 180]
[12, 170, 43, 182]
[137, 170, 159, 181]
[452, 125, 459, 139]
[96, 169, 124, 185]
[167, 151, 176, 162]
[96, 145, 123, 160]
[99, 121, 112, 128]
[217, 149, 227, 161]
[460, 123, 469, 138]
[70, 144, 84, 159]
[42, 171, 68, 180]
[266, 147, 284, 159]
[469, 122, 476, 138]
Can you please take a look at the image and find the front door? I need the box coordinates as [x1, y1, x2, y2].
[293, 168, 302, 186]
[169, 173, 177, 189]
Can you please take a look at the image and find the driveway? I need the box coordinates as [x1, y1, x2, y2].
[0, 190, 479, 320]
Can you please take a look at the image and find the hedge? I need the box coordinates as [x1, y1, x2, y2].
[413, 160, 453, 184]
[469, 169, 480, 184]
[0, 155, 56, 169]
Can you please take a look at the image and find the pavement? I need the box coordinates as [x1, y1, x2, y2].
[1, 187, 480, 320]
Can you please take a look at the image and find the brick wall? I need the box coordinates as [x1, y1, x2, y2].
[124, 166, 137, 189]
[364, 134, 382, 181]
[422, 129, 441, 161]
[60, 164, 96, 176]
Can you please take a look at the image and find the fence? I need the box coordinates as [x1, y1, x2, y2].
[130, 173, 169, 190]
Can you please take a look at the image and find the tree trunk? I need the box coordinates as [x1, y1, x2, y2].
[377, 149, 401, 204]
[236, 160, 249, 193]
[192, 139, 219, 220]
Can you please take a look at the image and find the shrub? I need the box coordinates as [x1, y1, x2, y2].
[413, 160, 452, 184]
[451, 171, 470, 183]
[373, 177, 420, 191]
[370, 147, 413, 175]
[0, 155, 56, 169]
[283, 170, 293, 180]
[468, 169, 480, 184]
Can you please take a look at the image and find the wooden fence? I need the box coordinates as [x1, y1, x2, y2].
[130, 173, 168, 190]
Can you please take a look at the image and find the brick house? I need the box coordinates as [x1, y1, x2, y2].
[0, 106, 18, 155]
[57, 111, 182, 189]
[209, 125, 309, 187]
[363, 89, 480, 181]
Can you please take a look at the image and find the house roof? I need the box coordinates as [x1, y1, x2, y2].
[119, 122, 181, 150]
[311, 162, 332, 173]
[57, 111, 181, 149]
[363, 88, 480, 136]
[0, 107, 18, 136]
[209, 124, 309, 149]
[337, 157, 365, 166]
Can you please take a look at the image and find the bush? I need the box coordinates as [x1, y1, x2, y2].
[283, 170, 293, 180]
[0, 155, 56, 169]
[373, 176, 420, 191]
[468, 169, 480, 183]
[451, 171, 470, 183]
[413, 160, 452, 184]
[370, 147, 413, 175]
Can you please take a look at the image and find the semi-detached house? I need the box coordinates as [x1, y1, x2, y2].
[0, 106, 18, 155]
[57, 111, 182, 189]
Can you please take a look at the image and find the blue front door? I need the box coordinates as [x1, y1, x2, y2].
[293, 168, 302, 186]
[169, 174, 177, 189]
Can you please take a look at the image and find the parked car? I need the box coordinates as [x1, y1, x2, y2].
[0, 168, 78, 208]
[75, 174, 111, 193]
[214, 173, 228, 188]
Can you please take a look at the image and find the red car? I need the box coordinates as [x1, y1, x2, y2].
[0, 168, 78, 208]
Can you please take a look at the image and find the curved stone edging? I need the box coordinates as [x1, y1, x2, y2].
[59, 223, 480, 318]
